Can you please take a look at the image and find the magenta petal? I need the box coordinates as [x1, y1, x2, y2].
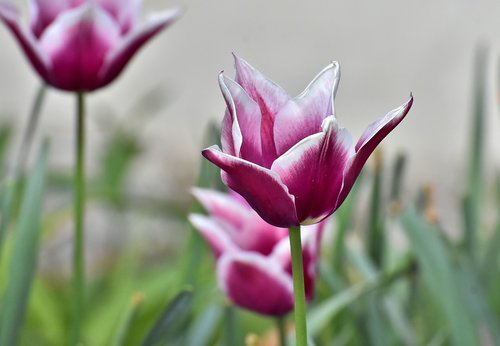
[29, 0, 85, 37]
[189, 214, 235, 258]
[274, 62, 341, 155]
[218, 252, 294, 316]
[192, 188, 287, 255]
[233, 54, 290, 167]
[192, 187, 251, 231]
[38, 4, 120, 91]
[233, 54, 289, 116]
[271, 117, 354, 224]
[100, 8, 181, 88]
[219, 74, 263, 163]
[202, 146, 298, 227]
[337, 96, 413, 208]
[97, 0, 141, 34]
[0, 3, 50, 80]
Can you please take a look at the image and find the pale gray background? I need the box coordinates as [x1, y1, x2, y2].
[1, 0, 500, 238]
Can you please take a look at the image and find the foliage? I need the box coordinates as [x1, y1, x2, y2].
[0, 49, 499, 346]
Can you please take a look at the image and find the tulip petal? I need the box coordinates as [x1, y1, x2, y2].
[192, 188, 287, 255]
[100, 8, 181, 88]
[29, 0, 84, 37]
[271, 116, 354, 224]
[0, 3, 50, 80]
[219, 74, 263, 163]
[38, 4, 121, 91]
[192, 187, 251, 231]
[97, 0, 141, 34]
[189, 214, 236, 258]
[337, 96, 413, 208]
[274, 62, 341, 155]
[233, 54, 290, 166]
[217, 252, 294, 316]
[233, 54, 289, 116]
[202, 146, 298, 227]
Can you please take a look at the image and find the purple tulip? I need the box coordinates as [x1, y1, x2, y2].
[203, 55, 413, 228]
[0, 0, 180, 91]
[189, 188, 325, 316]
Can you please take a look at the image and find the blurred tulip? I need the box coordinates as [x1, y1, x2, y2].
[0, 0, 180, 91]
[189, 188, 325, 316]
[203, 55, 413, 227]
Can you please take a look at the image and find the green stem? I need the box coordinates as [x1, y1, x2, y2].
[277, 317, 287, 346]
[13, 83, 47, 179]
[71, 92, 86, 345]
[288, 226, 307, 346]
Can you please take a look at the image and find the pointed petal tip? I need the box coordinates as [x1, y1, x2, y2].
[0, 3, 18, 21]
[201, 145, 222, 161]
[232, 52, 244, 64]
[190, 186, 205, 198]
[147, 6, 183, 24]
[397, 93, 414, 119]
[320, 115, 337, 132]
[327, 60, 340, 72]
[217, 71, 228, 87]
[407, 93, 414, 108]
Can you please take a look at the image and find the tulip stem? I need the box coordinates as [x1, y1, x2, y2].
[277, 317, 287, 346]
[71, 92, 86, 345]
[288, 226, 308, 346]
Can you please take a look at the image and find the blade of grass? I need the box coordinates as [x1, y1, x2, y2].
[223, 305, 241, 346]
[112, 293, 144, 346]
[180, 122, 223, 286]
[0, 141, 48, 346]
[463, 45, 489, 260]
[389, 153, 407, 204]
[186, 304, 223, 346]
[332, 172, 363, 273]
[366, 150, 385, 268]
[401, 208, 479, 346]
[308, 255, 413, 337]
[455, 257, 500, 345]
[0, 178, 15, 255]
[142, 288, 193, 346]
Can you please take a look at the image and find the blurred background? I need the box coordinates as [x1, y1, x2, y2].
[1, 1, 500, 345]
[0, 0, 499, 281]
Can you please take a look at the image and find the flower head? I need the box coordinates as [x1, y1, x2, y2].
[0, 0, 180, 91]
[203, 55, 413, 227]
[189, 188, 324, 316]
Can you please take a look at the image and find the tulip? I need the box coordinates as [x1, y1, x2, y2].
[189, 188, 324, 316]
[203, 55, 413, 228]
[0, 0, 180, 91]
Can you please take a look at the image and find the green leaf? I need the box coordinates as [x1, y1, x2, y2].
[389, 152, 407, 203]
[99, 131, 140, 205]
[0, 141, 48, 346]
[332, 172, 363, 273]
[0, 178, 16, 255]
[179, 122, 223, 286]
[112, 293, 145, 346]
[365, 150, 385, 268]
[463, 45, 489, 259]
[0, 124, 11, 170]
[401, 207, 479, 346]
[185, 304, 223, 346]
[142, 288, 193, 346]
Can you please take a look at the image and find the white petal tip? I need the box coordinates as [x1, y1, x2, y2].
[321, 115, 337, 132]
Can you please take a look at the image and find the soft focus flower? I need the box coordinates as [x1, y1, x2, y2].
[0, 0, 180, 91]
[203, 55, 413, 228]
[189, 188, 325, 316]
